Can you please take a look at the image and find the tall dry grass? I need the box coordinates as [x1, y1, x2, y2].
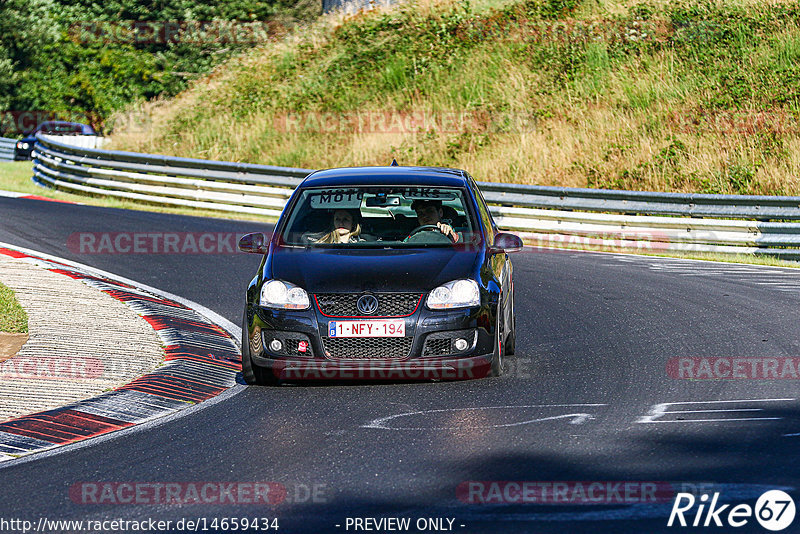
[109, 0, 800, 195]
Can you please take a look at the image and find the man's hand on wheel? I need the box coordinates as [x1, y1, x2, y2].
[436, 222, 459, 242]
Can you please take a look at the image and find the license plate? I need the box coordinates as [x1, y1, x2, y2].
[328, 320, 405, 338]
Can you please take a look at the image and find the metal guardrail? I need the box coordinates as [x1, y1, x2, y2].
[480, 182, 800, 220]
[31, 134, 800, 260]
[33, 134, 308, 218]
[38, 134, 109, 150]
[0, 137, 16, 161]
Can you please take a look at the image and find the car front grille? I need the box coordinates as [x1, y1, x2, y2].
[315, 293, 422, 317]
[323, 337, 413, 360]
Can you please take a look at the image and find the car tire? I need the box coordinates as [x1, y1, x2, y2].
[241, 310, 279, 386]
[504, 288, 516, 356]
[490, 299, 505, 377]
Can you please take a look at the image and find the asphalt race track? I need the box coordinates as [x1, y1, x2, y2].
[1, 196, 800, 533]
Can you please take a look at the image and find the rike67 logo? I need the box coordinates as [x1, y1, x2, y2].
[668, 490, 796, 531]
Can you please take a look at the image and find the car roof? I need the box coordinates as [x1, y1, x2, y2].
[36, 121, 95, 133]
[299, 166, 470, 188]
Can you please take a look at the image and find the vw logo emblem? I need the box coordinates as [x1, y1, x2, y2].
[356, 294, 379, 315]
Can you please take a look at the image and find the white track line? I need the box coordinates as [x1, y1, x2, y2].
[0, 241, 239, 340]
[0, 241, 245, 469]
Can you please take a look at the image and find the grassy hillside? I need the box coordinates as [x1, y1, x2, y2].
[111, 0, 800, 195]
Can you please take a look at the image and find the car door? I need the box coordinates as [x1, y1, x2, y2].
[468, 177, 512, 329]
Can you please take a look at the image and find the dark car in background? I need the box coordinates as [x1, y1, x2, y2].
[238, 166, 523, 384]
[15, 121, 97, 160]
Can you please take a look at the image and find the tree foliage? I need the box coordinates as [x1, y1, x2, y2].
[0, 0, 320, 135]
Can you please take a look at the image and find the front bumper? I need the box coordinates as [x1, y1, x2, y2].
[14, 148, 33, 161]
[264, 354, 492, 381]
[246, 299, 497, 381]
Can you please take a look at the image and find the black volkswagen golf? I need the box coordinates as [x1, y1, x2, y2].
[238, 166, 522, 384]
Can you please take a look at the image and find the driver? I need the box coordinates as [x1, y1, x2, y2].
[409, 199, 460, 243]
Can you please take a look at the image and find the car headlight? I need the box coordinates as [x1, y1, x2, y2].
[17, 142, 29, 150]
[260, 280, 310, 309]
[426, 279, 480, 309]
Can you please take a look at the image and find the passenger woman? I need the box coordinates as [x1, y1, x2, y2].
[314, 209, 363, 244]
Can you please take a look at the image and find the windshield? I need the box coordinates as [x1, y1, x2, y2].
[280, 186, 479, 247]
[37, 122, 87, 135]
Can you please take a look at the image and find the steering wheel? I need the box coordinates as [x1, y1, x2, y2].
[407, 224, 441, 237]
[405, 224, 453, 243]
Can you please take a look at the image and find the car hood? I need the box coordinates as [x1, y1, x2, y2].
[267, 246, 481, 293]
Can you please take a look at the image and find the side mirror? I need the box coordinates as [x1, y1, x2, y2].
[238, 232, 269, 254]
[491, 232, 523, 253]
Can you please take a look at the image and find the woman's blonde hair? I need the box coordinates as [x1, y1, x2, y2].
[316, 210, 361, 243]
